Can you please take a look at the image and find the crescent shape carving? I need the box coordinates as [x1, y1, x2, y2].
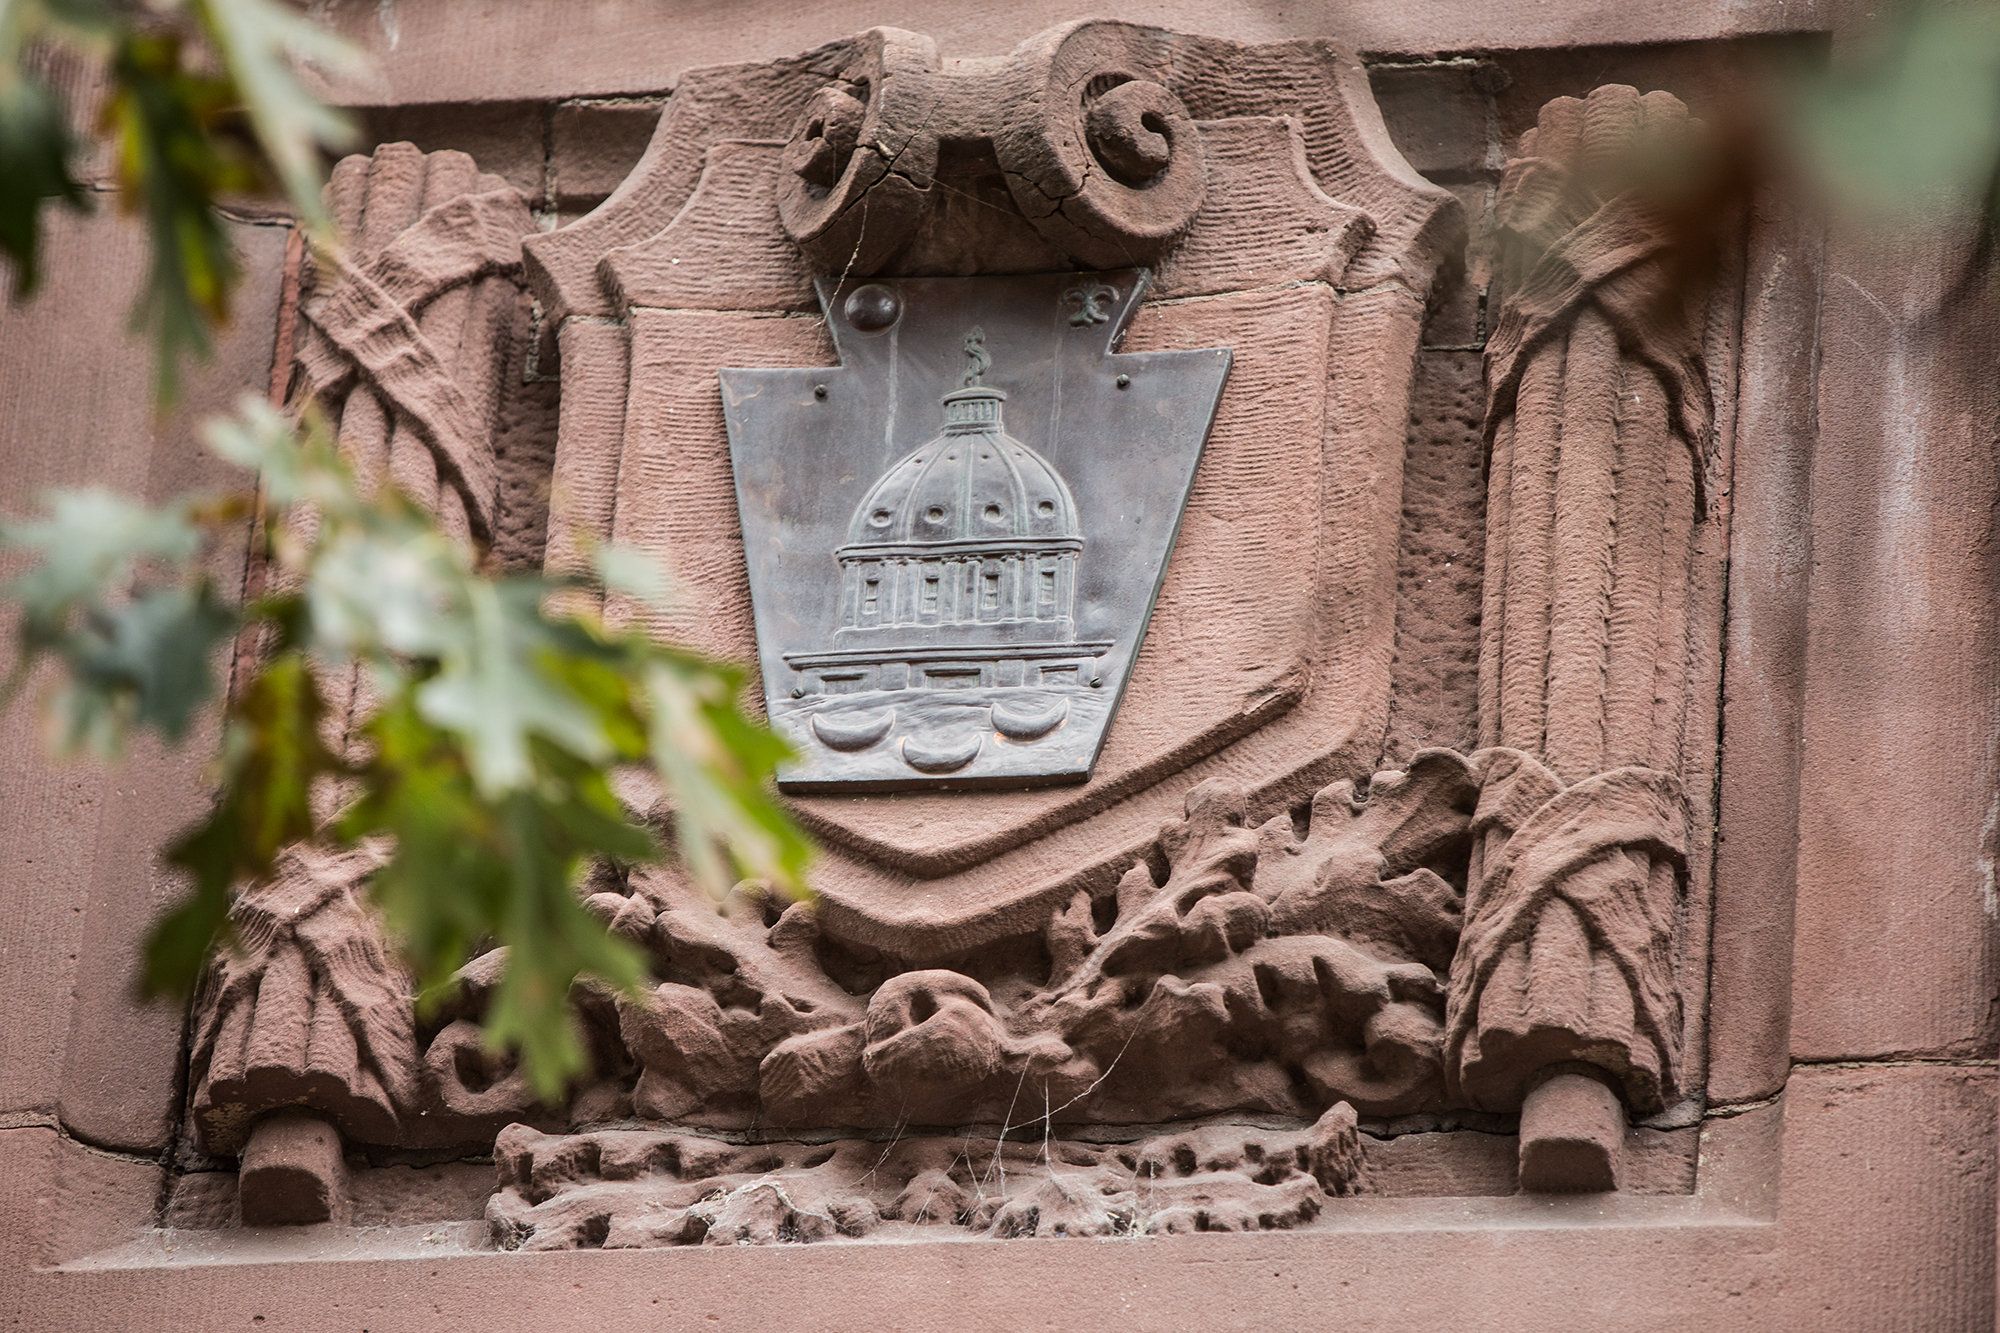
[990, 695, 1069, 741]
[810, 707, 897, 752]
[901, 731, 984, 773]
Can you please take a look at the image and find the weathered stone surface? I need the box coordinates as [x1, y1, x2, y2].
[534, 25, 1458, 968]
[1790, 213, 2000, 1064]
[0, 209, 285, 1155]
[8, 1069, 1992, 1328]
[1370, 60, 1499, 178]
[190, 848, 416, 1157]
[1451, 84, 1738, 1189]
[187, 145, 551, 1176]
[361, 102, 550, 206]
[1704, 181, 1818, 1105]
[0, 1125, 162, 1274]
[1383, 348, 1486, 761]
[591, 751, 1477, 1133]
[550, 100, 665, 209]
[309, 1, 1838, 106]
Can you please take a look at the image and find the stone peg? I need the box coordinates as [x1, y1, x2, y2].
[1458, 85, 1720, 1191]
[1516, 1069, 1624, 1192]
[238, 1111, 350, 1227]
[774, 20, 1208, 273]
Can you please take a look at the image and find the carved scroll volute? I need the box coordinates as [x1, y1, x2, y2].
[774, 29, 941, 274]
[1451, 87, 1718, 1190]
[773, 20, 1208, 274]
[989, 22, 1209, 268]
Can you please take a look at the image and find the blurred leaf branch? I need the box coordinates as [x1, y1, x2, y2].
[1788, 1, 2000, 223]
[1, 1, 812, 1099]
[3, 400, 812, 1096]
[0, 0, 364, 398]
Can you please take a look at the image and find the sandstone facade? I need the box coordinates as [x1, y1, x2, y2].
[3, 4, 1995, 1330]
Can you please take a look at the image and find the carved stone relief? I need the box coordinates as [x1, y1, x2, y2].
[488, 1105, 1364, 1248]
[1452, 86, 1727, 1190]
[187, 23, 1740, 1241]
[189, 144, 542, 1221]
[524, 19, 1459, 962]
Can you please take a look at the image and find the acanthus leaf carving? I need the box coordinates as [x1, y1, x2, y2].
[601, 748, 1483, 1132]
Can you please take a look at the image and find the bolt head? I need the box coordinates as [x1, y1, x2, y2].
[843, 284, 901, 332]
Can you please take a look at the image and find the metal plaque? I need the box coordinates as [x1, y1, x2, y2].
[722, 270, 1230, 792]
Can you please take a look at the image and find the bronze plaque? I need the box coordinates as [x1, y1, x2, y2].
[722, 270, 1229, 791]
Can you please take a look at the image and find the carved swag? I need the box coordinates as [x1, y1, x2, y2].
[190, 24, 1731, 1239]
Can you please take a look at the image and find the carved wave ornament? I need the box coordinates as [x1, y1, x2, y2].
[186, 22, 1729, 1241]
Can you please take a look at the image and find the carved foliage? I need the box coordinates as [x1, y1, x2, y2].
[487, 1103, 1363, 1248]
[605, 750, 1480, 1129]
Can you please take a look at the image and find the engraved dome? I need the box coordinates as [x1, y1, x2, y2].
[846, 387, 1080, 550]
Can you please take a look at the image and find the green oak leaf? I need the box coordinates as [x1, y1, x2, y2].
[146, 649, 339, 995]
[65, 580, 239, 742]
[0, 71, 92, 298]
[1794, 4, 2000, 216]
[415, 580, 616, 796]
[0, 487, 204, 682]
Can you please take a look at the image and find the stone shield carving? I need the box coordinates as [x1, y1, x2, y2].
[722, 271, 1229, 790]
[523, 20, 1462, 961]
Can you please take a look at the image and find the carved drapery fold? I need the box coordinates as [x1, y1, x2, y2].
[1451, 86, 1717, 1124]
